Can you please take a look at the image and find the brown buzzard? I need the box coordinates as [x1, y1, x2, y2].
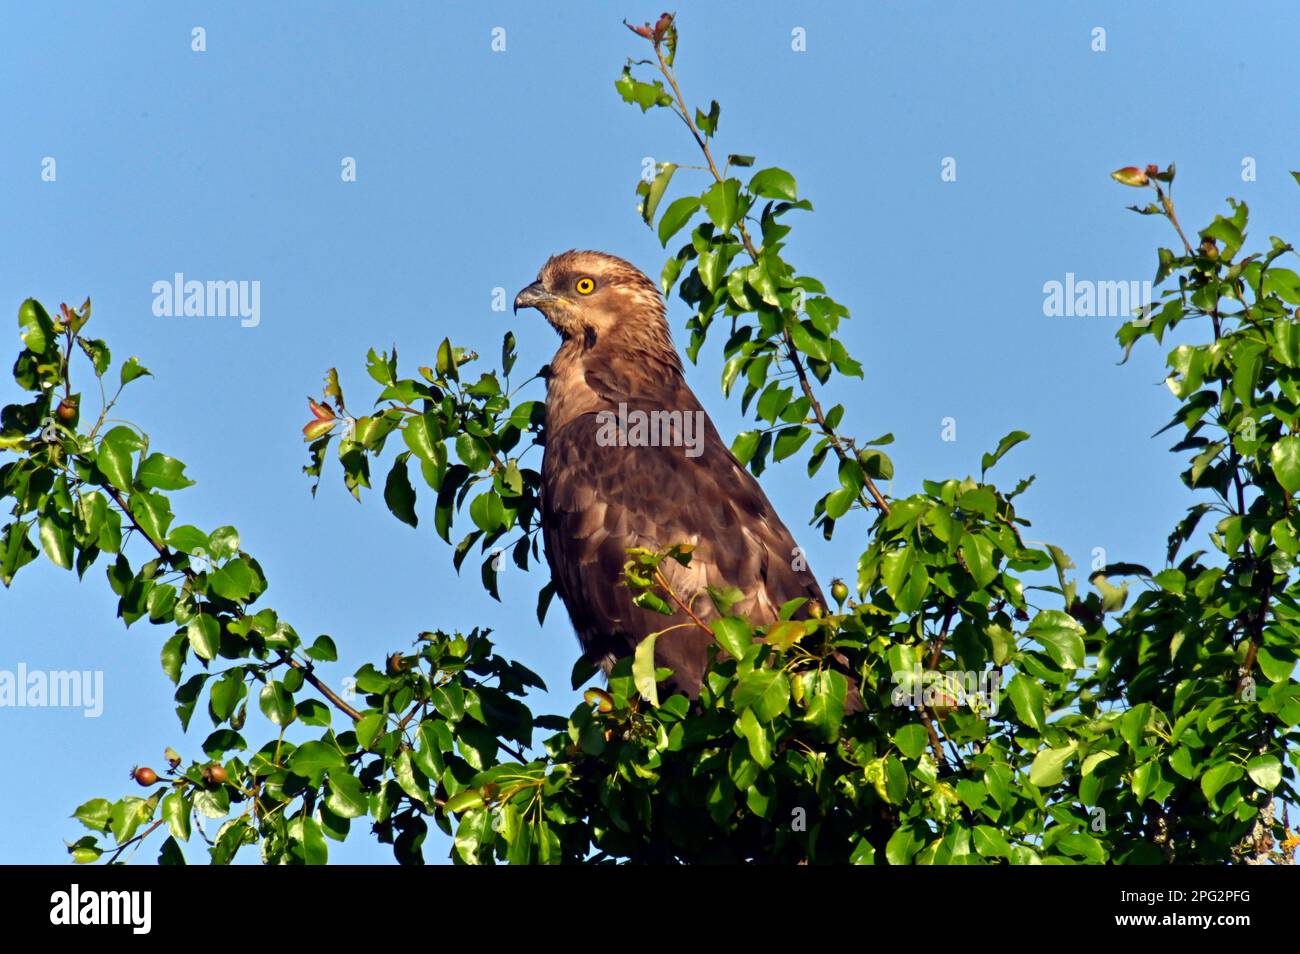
[515, 250, 829, 699]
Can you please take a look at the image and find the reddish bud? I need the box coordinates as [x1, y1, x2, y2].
[303, 397, 337, 440]
[303, 419, 334, 440]
[624, 19, 653, 39]
[1110, 166, 1150, 187]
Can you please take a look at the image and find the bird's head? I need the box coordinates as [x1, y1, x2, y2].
[513, 250, 668, 347]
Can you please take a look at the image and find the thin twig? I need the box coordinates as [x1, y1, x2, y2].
[653, 568, 713, 636]
[650, 42, 890, 516]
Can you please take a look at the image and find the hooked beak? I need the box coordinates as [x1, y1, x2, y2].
[513, 281, 558, 315]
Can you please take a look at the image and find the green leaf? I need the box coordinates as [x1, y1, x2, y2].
[145, 583, 177, 622]
[293, 816, 328, 865]
[469, 491, 505, 533]
[857, 448, 893, 480]
[160, 631, 186, 683]
[1056, 832, 1106, 863]
[206, 526, 240, 560]
[445, 789, 485, 814]
[306, 634, 337, 662]
[355, 712, 385, 750]
[698, 245, 731, 291]
[1007, 675, 1046, 731]
[1274, 320, 1300, 368]
[981, 430, 1029, 476]
[1203, 213, 1243, 258]
[297, 699, 331, 727]
[110, 797, 152, 845]
[748, 167, 797, 201]
[1201, 762, 1243, 802]
[694, 99, 720, 136]
[325, 772, 369, 819]
[73, 798, 112, 832]
[658, 196, 701, 246]
[259, 681, 295, 726]
[960, 533, 998, 589]
[1027, 610, 1086, 669]
[731, 430, 761, 465]
[97, 427, 139, 491]
[1, 520, 39, 586]
[789, 320, 831, 361]
[1269, 269, 1300, 304]
[1166, 345, 1204, 399]
[849, 837, 876, 865]
[120, 357, 151, 386]
[383, 456, 418, 528]
[1152, 568, 1185, 594]
[435, 339, 457, 381]
[973, 825, 1011, 858]
[800, 669, 847, 740]
[735, 706, 773, 768]
[402, 414, 440, 462]
[137, 454, 194, 491]
[893, 724, 929, 760]
[1245, 754, 1281, 790]
[700, 178, 744, 234]
[186, 616, 220, 661]
[734, 669, 791, 721]
[825, 485, 857, 520]
[614, 67, 673, 112]
[129, 491, 172, 545]
[773, 426, 812, 462]
[1028, 743, 1076, 787]
[639, 162, 677, 226]
[456, 433, 492, 471]
[165, 525, 209, 556]
[537, 581, 556, 626]
[18, 298, 53, 354]
[161, 792, 192, 842]
[38, 511, 73, 569]
[1271, 436, 1300, 493]
[78, 338, 110, 377]
[209, 558, 257, 602]
[711, 617, 750, 659]
[289, 740, 348, 781]
[633, 632, 660, 707]
[885, 825, 921, 865]
[208, 671, 244, 721]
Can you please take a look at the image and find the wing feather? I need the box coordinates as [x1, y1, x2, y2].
[542, 365, 823, 696]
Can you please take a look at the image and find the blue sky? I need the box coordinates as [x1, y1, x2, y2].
[2, 1, 1298, 864]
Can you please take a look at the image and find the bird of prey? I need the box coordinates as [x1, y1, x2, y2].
[514, 249, 830, 700]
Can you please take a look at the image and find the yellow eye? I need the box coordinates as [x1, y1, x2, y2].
[575, 277, 595, 295]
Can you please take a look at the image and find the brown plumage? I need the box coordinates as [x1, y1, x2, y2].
[515, 250, 827, 698]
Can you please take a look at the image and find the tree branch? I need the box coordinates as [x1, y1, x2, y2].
[101, 484, 363, 723]
[651, 43, 890, 517]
